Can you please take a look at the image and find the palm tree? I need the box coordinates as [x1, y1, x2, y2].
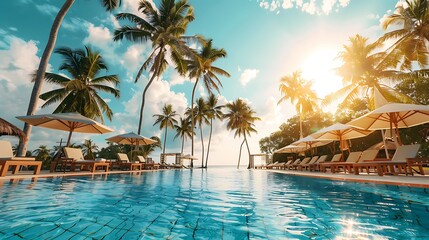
[81, 139, 99, 159]
[153, 104, 178, 162]
[39, 46, 120, 123]
[379, 0, 429, 69]
[139, 136, 162, 158]
[186, 97, 209, 168]
[187, 39, 230, 160]
[278, 71, 318, 139]
[33, 145, 51, 169]
[204, 94, 224, 168]
[174, 117, 194, 154]
[113, 0, 195, 135]
[224, 99, 260, 169]
[323, 34, 414, 110]
[19, 0, 121, 157]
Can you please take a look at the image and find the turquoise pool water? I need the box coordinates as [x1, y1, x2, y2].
[0, 168, 428, 239]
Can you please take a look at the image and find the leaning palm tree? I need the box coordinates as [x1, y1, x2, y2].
[204, 94, 224, 168]
[39, 46, 120, 123]
[114, 0, 196, 135]
[224, 99, 260, 169]
[153, 104, 178, 161]
[81, 139, 99, 160]
[174, 117, 194, 155]
[186, 97, 209, 168]
[19, 0, 121, 157]
[378, 0, 429, 69]
[278, 71, 318, 139]
[323, 34, 414, 110]
[187, 39, 230, 160]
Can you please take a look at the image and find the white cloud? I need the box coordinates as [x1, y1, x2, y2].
[121, 44, 148, 72]
[83, 23, 121, 64]
[170, 71, 188, 86]
[239, 69, 260, 86]
[35, 4, 59, 16]
[259, 0, 350, 15]
[62, 17, 90, 32]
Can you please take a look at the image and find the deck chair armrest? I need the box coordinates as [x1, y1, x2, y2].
[406, 157, 429, 164]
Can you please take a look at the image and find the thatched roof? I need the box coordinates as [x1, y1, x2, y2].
[0, 118, 25, 139]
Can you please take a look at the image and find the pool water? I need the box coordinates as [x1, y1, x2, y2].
[0, 168, 428, 239]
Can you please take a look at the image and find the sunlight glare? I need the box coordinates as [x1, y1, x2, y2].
[300, 49, 343, 99]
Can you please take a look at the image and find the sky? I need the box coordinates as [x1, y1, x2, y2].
[0, 0, 399, 166]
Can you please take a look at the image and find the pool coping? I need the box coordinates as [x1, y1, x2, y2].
[266, 169, 429, 188]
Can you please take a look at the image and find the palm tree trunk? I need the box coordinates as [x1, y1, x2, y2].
[181, 136, 184, 155]
[244, 134, 252, 169]
[17, 0, 75, 157]
[190, 80, 199, 157]
[137, 72, 158, 135]
[237, 139, 245, 169]
[200, 123, 204, 168]
[162, 127, 168, 164]
[205, 119, 213, 168]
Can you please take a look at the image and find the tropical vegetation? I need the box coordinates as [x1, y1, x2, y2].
[153, 104, 178, 161]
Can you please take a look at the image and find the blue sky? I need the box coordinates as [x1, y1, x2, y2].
[0, 0, 398, 166]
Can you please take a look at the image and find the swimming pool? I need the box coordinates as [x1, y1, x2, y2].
[0, 168, 428, 239]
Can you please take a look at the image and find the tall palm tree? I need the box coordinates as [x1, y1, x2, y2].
[204, 94, 224, 168]
[139, 136, 162, 158]
[186, 97, 209, 168]
[114, 0, 195, 135]
[39, 46, 120, 123]
[153, 104, 178, 162]
[323, 34, 414, 110]
[19, 0, 121, 157]
[378, 0, 429, 69]
[81, 139, 99, 159]
[224, 99, 260, 169]
[174, 117, 194, 154]
[187, 39, 230, 160]
[278, 71, 318, 139]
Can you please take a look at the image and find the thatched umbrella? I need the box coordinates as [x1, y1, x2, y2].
[0, 118, 26, 139]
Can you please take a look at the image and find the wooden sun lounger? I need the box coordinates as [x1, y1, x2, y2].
[0, 141, 41, 177]
[319, 154, 343, 172]
[301, 155, 328, 171]
[290, 157, 310, 170]
[117, 153, 143, 171]
[53, 147, 109, 173]
[332, 150, 379, 174]
[353, 144, 421, 176]
[298, 156, 319, 171]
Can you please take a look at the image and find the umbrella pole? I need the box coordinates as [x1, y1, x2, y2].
[66, 129, 73, 147]
[381, 130, 390, 159]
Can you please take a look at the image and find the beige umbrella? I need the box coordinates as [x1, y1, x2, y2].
[311, 123, 373, 158]
[347, 103, 429, 144]
[0, 118, 26, 139]
[106, 132, 157, 162]
[291, 135, 332, 156]
[17, 112, 113, 146]
[274, 144, 307, 154]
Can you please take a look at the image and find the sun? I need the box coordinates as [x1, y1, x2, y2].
[300, 48, 343, 99]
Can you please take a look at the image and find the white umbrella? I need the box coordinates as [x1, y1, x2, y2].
[311, 123, 373, 157]
[348, 103, 429, 145]
[291, 135, 332, 156]
[274, 144, 307, 154]
[106, 132, 157, 162]
[17, 112, 113, 146]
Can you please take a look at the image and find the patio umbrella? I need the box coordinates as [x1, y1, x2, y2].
[274, 144, 307, 154]
[291, 135, 332, 157]
[106, 132, 157, 162]
[16, 112, 113, 146]
[347, 103, 429, 145]
[0, 118, 26, 139]
[311, 123, 373, 158]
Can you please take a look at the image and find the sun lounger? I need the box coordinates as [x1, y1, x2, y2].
[137, 156, 160, 170]
[319, 153, 343, 172]
[353, 144, 421, 176]
[298, 156, 319, 171]
[279, 160, 293, 170]
[323, 151, 362, 173]
[0, 140, 41, 177]
[332, 150, 379, 173]
[58, 147, 109, 173]
[117, 153, 143, 171]
[301, 155, 327, 171]
[266, 161, 278, 169]
[290, 157, 310, 170]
